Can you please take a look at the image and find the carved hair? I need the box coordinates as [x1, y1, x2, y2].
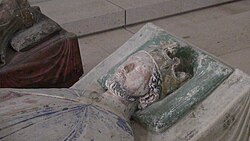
[105, 79, 137, 102]
[106, 41, 191, 110]
[138, 66, 162, 109]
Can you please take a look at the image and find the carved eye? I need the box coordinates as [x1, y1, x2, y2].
[124, 63, 135, 73]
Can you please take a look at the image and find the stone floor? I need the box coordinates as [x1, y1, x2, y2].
[78, 0, 250, 76]
[31, 0, 236, 36]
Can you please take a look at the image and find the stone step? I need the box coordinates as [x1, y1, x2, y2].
[28, 0, 52, 5]
[127, 9, 250, 74]
[31, 0, 125, 36]
[77, 6, 250, 75]
[108, 0, 237, 25]
[127, 7, 250, 56]
[29, 0, 238, 36]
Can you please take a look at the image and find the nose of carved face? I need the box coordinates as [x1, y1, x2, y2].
[123, 66, 147, 96]
[124, 63, 135, 73]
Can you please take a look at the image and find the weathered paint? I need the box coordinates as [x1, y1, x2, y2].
[98, 27, 233, 132]
[0, 90, 134, 141]
[132, 32, 233, 133]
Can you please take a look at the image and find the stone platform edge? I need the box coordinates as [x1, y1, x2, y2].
[30, 0, 237, 36]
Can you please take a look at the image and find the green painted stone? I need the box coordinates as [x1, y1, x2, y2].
[98, 30, 234, 133]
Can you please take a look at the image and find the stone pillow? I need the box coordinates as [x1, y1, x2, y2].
[98, 32, 234, 132]
[11, 8, 61, 52]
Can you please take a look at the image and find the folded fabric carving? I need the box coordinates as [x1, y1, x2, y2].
[0, 0, 83, 88]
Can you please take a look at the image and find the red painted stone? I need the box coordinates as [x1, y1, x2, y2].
[0, 31, 83, 88]
[0, 0, 83, 88]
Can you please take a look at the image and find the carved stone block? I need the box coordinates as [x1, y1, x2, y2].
[0, 0, 83, 88]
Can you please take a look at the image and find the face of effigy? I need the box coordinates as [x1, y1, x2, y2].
[106, 51, 155, 101]
[106, 43, 192, 109]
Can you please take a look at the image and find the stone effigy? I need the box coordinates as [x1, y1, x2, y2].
[0, 24, 249, 141]
[0, 39, 191, 141]
[0, 0, 83, 88]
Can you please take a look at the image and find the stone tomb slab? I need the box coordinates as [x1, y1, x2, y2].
[72, 23, 250, 141]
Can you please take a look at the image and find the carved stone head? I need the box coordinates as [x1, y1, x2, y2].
[105, 42, 191, 109]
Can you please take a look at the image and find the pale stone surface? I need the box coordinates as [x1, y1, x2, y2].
[108, 0, 235, 25]
[33, 0, 125, 36]
[30, 0, 239, 35]
[220, 47, 250, 75]
[175, 11, 250, 56]
[78, 28, 133, 75]
[28, 0, 52, 4]
[181, 0, 235, 12]
[109, 0, 182, 25]
[181, 0, 250, 23]
[127, 11, 250, 57]
[79, 29, 133, 54]
[62, 11, 124, 36]
[126, 0, 250, 33]
[78, 38, 110, 75]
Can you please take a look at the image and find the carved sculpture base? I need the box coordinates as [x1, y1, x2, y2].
[0, 31, 83, 88]
[0, 0, 83, 88]
[72, 23, 250, 141]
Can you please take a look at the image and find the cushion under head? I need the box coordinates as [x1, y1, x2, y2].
[98, 29, 233, 133]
